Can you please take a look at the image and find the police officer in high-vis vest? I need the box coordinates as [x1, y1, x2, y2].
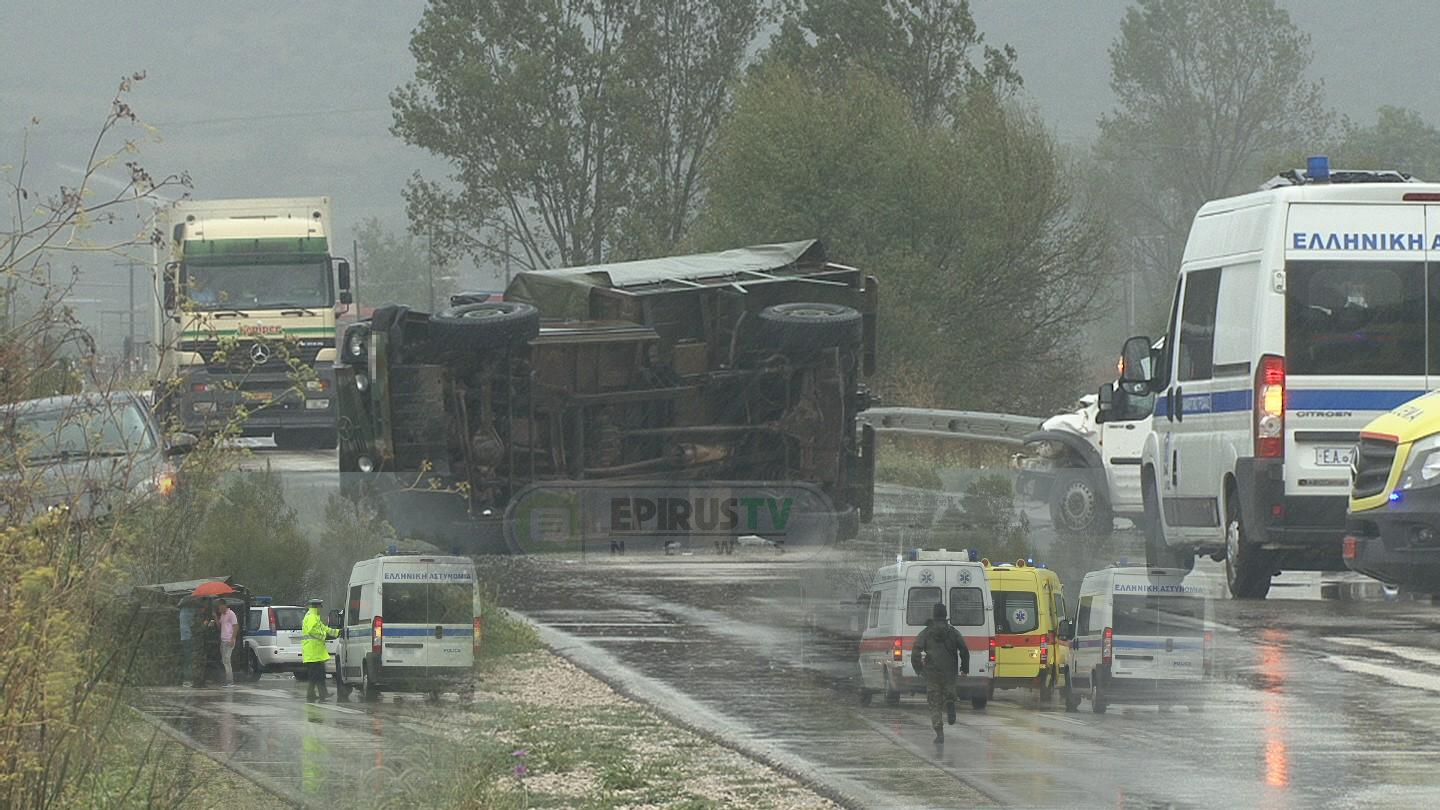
[301, 597, 341, 702]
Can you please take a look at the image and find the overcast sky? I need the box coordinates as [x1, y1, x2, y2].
[3, 1, 1438, 346]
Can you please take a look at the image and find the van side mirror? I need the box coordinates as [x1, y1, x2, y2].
[1096, 383, 1115, 424]
[1119, 335, 1153, 392]
[163, 261, 179, 311]
[165, 431, 199, 457]
[1058, 618, 1074, 641]
[334, 258, 353, 305]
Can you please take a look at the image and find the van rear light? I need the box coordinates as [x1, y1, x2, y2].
[988, 636, 996, 664]
[1342, 536, 1359, 560]
[1255, 355, 1285, 458]
[1039, 637, 1049, 664]
[267, 607, 277, 632]
[1403, 192, 1440, 202]
[473, 615, 483, 654]
[1102, 627, 1113, 665]
[1203, 630, 1214, 675]
[892, 638, 904, 662]
[372, 616, 384, 654]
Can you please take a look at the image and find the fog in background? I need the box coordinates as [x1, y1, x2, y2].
[4, 1, 1438, 362]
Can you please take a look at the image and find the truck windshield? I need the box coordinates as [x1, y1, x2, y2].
[1, 401, 155, 465]
[185, 260, 332, 310]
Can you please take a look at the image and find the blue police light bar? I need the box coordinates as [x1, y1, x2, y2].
[387, 543, 399, 555]
[254, 595, 272, 605]
[1307, 155, 1331, 183]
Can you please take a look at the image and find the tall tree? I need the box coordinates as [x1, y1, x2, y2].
[765, 0, 1018, 127]
[352, 217, 455, 311]
[1335, 107, 1440, 182]
[1096, 0, 1332, 322]
[392, 0, 767, 272]
[696, 67, 1110, 413]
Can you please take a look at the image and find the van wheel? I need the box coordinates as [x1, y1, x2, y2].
[883, 672, 901, 706]
[1050, 469, 1114, 539]
[1141, 476, 1194, 571]
[971, 694, 988, 710]
[1063, 668, 1081, 712]
[1225, 494, 1273, 599]
[1038, 668, 1054, 704]
[361, 664, 380, 702]
[334, 660, 351, 698]
[247, 651, 264, 681]
[1090, 671, 1108, 714]
[858, 689, 873, 706]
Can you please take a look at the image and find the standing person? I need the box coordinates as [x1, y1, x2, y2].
[301, 598, 341, 702]
[216, 598, 239, 687]
[911, 602, 969, 745]
[194, 599, 219, 687]
[178, 599, 196, 687]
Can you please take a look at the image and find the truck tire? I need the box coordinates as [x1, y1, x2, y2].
[754, 302, 863, 354]
[428, 301, 540, 353]
[1049, 468, 1114, 539]
[1224, 491, 1272, 599]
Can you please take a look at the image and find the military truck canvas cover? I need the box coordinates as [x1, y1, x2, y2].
[505, 240, 828, 319]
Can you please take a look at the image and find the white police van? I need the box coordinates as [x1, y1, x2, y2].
[1067, 566, 1217, 713]
[857, 549, 995, 709]
[335, 553, 479, 699]
[1111, 158, 1440, 597]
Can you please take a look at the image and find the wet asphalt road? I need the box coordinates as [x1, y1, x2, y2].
[483, 550, 1440, 809]
[145, 465, 1440, 808]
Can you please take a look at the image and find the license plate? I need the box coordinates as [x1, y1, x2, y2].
[242, 391, 273, 402]
[1315, 446, 1354, 467]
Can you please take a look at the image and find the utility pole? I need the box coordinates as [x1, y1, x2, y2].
[427, 225, 437, 311]
[113, 260, 139, 368]
[503, 226, 512, 287]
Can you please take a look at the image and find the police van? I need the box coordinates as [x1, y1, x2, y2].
[1067, 567, 1218, 713]
[335, 553, 479, 699]
[1110, 158, 1440, 598]
[857, 549, 995, 709]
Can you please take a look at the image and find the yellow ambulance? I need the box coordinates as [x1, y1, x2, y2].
[1346, 390, 1440, 592]
[983, 558, 1075, 707]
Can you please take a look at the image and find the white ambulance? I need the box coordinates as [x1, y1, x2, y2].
[334, 553, 479, 699]
[1111, 159, 1440, 598]
[1066, 567, 1218, 713]
[857, 549, 995, 709]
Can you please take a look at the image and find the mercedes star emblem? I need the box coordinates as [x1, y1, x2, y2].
[249, 343, 270, 364]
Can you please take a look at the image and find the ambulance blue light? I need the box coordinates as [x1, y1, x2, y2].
[1307, 155, 1330, 183]
[387, 543, 398, 555]
[1390, 491, 1403, 504]
[968, 548, 980, 562]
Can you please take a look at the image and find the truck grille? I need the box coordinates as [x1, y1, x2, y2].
[183, 340, 326, 373]
[1352, 436, 1398, 500]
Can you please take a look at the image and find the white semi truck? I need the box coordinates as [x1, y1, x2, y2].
[151, 197, 352, 449]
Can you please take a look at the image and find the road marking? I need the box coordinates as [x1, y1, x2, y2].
[1326, 654, 1440, 694]
[1328, 636, 1440, 668]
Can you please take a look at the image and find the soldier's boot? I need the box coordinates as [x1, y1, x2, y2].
[946, 699, 956, 725]
[933, 724, 944, 745]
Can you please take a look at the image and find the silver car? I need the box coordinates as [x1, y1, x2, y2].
[0, 392, 194, 523]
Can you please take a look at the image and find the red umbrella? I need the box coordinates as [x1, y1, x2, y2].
[191, 581, 236, 598]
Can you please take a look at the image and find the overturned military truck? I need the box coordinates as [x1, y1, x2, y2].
[336, 240, 878, 552]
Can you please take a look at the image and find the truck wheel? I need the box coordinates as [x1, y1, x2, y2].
[1049, 468, 1114, 539]
[1224, 493, 1272, 599]
[428, 301, 540, 353]
[754, 302, 863, 354]
[247, 651, 264, 682]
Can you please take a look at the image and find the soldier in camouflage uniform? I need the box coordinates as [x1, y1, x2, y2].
[911, 601, 969, 744]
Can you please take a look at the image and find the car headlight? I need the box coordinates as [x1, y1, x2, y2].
[358, 456, 375, 473]
[343, 325, 369, 363]
[1399, 434, 1440, 490]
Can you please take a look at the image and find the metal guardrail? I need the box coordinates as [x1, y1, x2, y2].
[859, 407, 1041, 446]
